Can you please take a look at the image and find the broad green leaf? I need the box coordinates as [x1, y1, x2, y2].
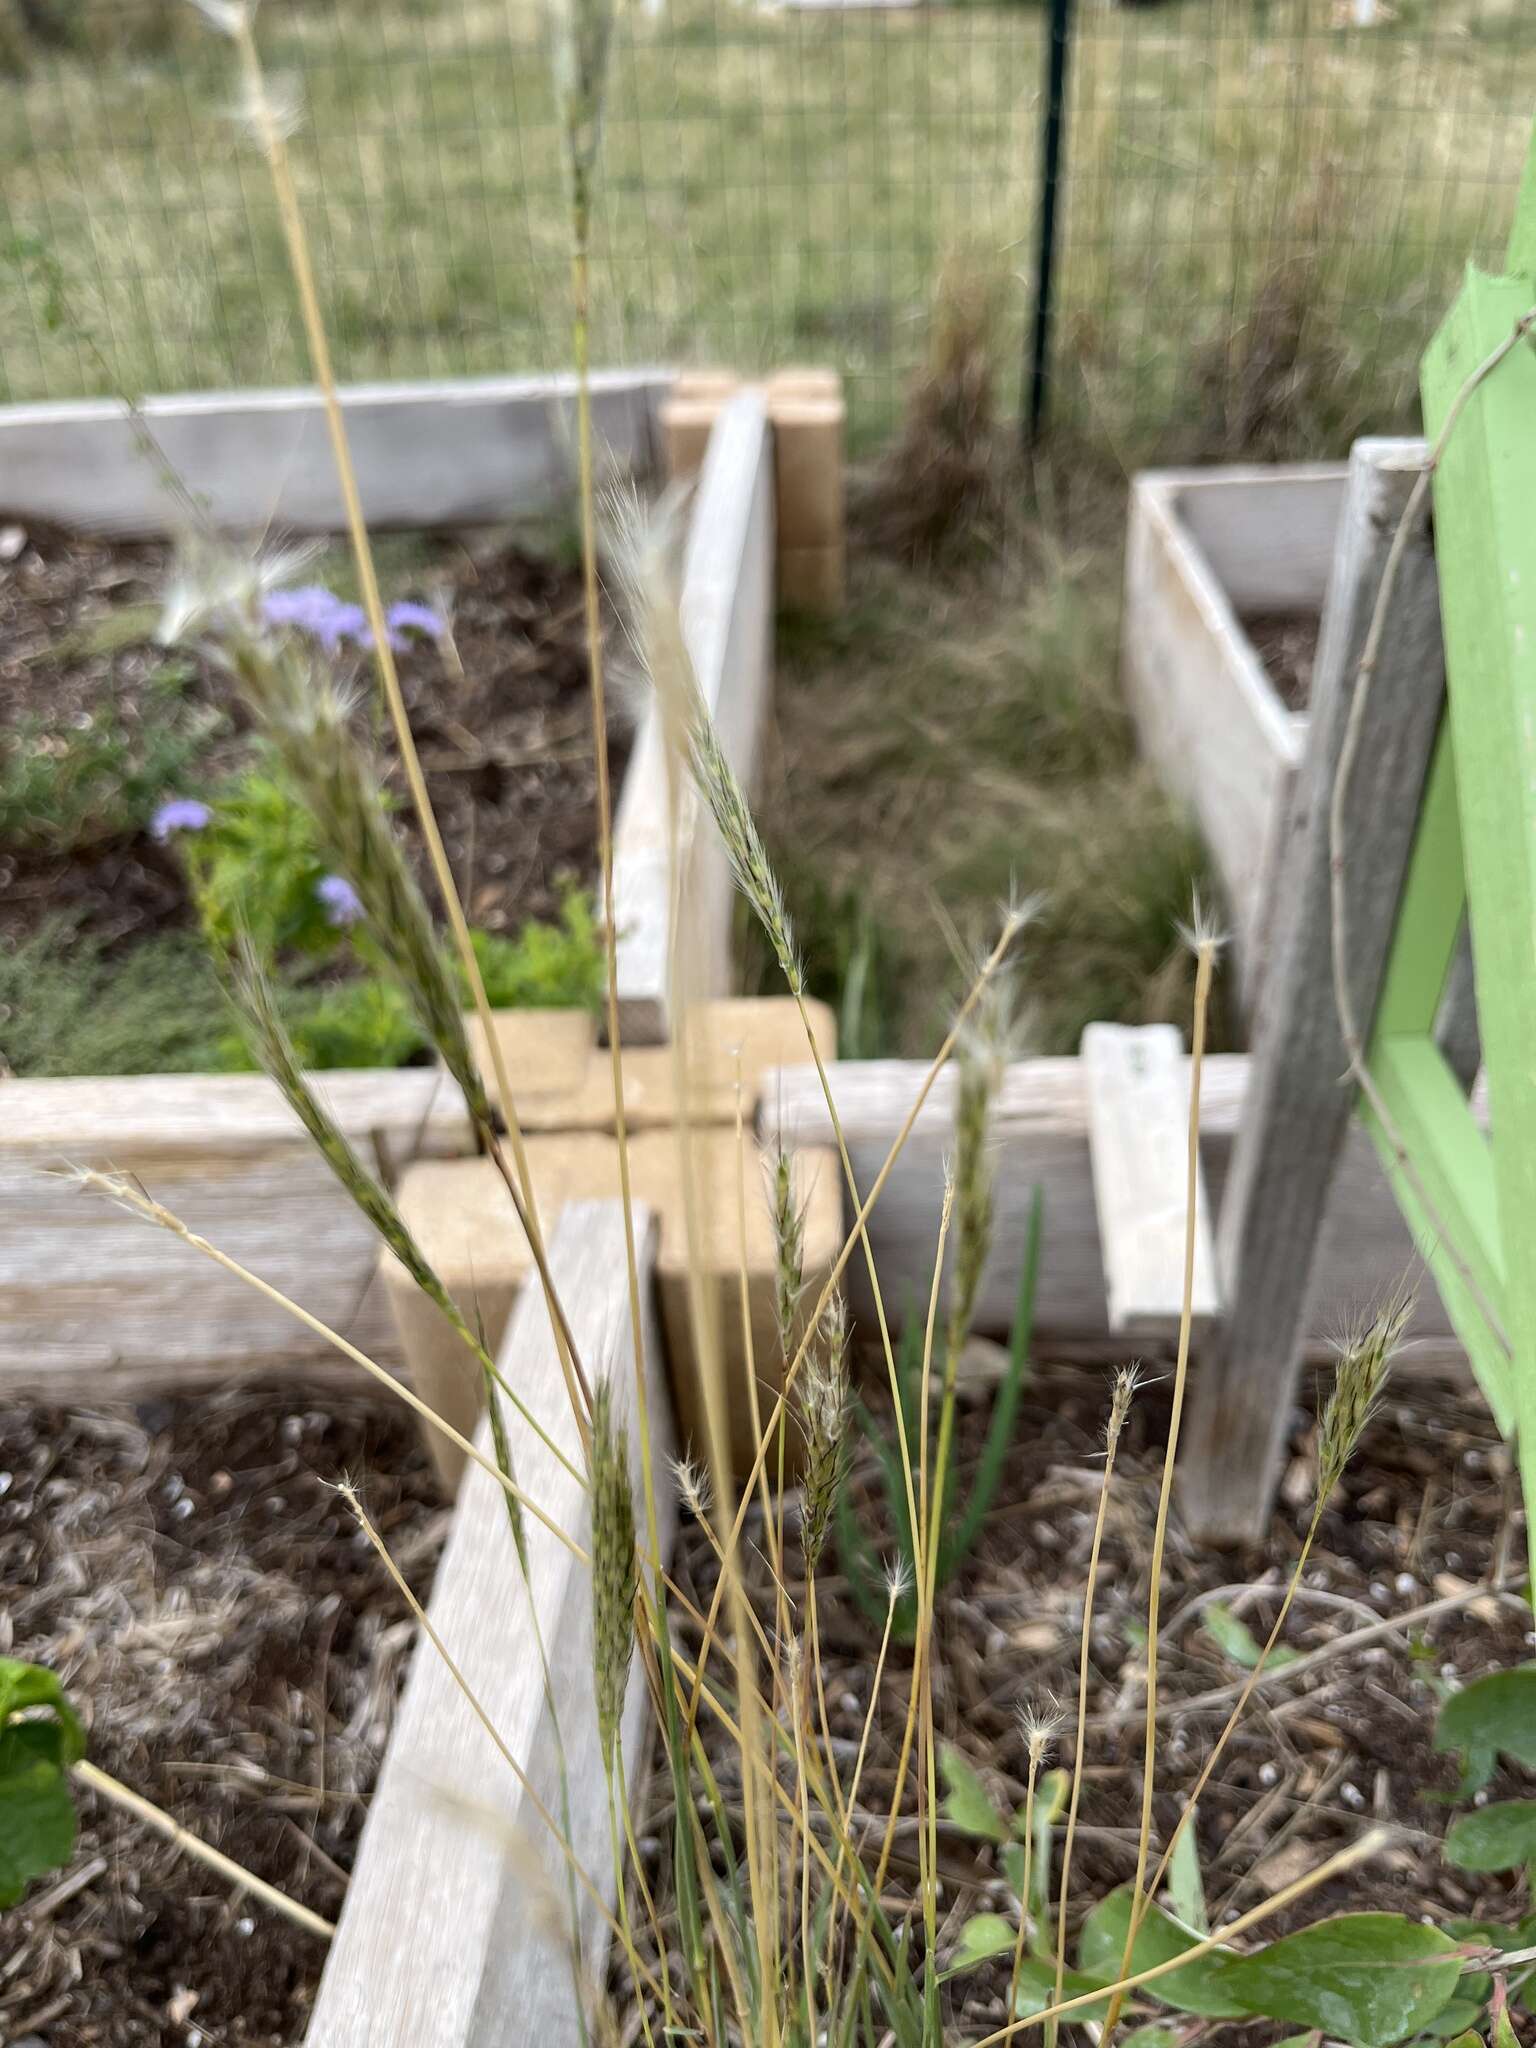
[1218, 1912, 1462, 2047]
[0, 1657, 85, 1762]
[1168, 1808, 1209, 1936]
[1011, 1957, 1113, 2026]
[941, 1747, 1005, 1843]
[1121, 2027, 1182, 2048]
[1444, 1801, 1536, 1873]
[948, 1913, 1016, 1973]
[1203, 1602, 1299, 1670]
[1078, 1885, 1248, 2017]
[1002, 1842, 1026, 1898]
[1422, 2011, 1489, 2044]
[0, 1731, 76, 1909]
[0, 1661, 83, 1908]
[1493, 2000, 1520, 2048]
[1435, 1668, 1536, 1795]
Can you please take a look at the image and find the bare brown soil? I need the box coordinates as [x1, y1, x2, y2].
[1245, 612, 1321, 716]
[1, 1385, 444, 2047]
[0, 521, 627, 954]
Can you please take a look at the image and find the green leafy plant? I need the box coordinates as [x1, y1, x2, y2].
[0, 679, 216, 855]
[836, 1187, 1042, 1640]
[1435, 1666, 1536, 1794]
[0, 1658, 84, 1909]
[1444, 1801, 1536, 1882]
[467, 889, 605, 1013]
[948, 1838, 1473, 2048]
[945, 1760, 1507, 2048]
[184, 764, 340, 956]
[0, 923, 232, 1077]
[942, 1743, 1073, 2013]
[232, 973, 425, 1073]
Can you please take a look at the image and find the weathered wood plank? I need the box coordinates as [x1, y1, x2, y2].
[1122, 472, 1307, 1003]
[0, 372, 670, 536]
[612, 389, 776, 1041]
[308, 1200, 675, 2048]
[1177, 437, 1446, 1542]
[1170, 465, 1349, 615]
[760, 1054, 1477, 1368]
[0, 1068, 470, 1396]
[1081, 1023, 1218, 1331]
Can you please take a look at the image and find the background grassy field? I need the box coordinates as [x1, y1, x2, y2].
[2, 0, 1533, 452]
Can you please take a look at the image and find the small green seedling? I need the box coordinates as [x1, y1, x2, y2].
[942, 1761, 1472, 2046]
[0, 1658, 84, 1909]
[1202, 1601, 1299, 1671]
[941, 1744, 1070, 1999]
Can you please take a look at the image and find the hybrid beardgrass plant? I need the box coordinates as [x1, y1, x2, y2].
[22, 8, 1532, 2046]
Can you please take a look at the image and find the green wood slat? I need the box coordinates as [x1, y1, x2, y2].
[1371, 720, 1467, 1042]
[1363, 1036, 1513, 1437]
[1510, 119, 1536, 278]
[1419, 261, 1536, 1528]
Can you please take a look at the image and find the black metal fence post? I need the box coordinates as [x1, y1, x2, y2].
[1024, 0, 1077, 449]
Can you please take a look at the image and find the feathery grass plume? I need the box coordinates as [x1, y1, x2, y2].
[1317, 1284, 1413, 1505]
[1175, 887, 1230, 961]
[670, 1454, 713, 1525]
[590, 1381, 638, 1766]
[1018, 1699, 1063, 1772]
[158, 545, 494, 1133]
[766, 1134, 808, 1361]
[798, 1294, 850, 1574]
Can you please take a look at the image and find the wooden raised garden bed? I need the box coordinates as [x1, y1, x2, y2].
[1122, 442, 1428, 1008]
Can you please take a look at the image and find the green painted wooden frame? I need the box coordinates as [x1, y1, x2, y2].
[1362, 158, 1536, 1527]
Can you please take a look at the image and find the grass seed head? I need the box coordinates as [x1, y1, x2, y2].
[607, 484, 801, 991]
[798, 1294, 850, 1574]
[590, 1381, 638, 1767]
[1317, 1283, 1414, 1506]
[550, 0, 617, 195]
[766, 1136, 808, 1360]
[1106, 1361, 1141, 1451]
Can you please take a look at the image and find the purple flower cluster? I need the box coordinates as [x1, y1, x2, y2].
[260, 586, 444, 655]
[150, 797, 212, 842]
[316, 873, 365, 928]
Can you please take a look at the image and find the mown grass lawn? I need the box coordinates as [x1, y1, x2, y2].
[2, 0, 1532, 449]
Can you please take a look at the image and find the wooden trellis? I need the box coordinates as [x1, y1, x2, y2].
[1185, 126, 1536, 1541]
[1359, 167, 1536, 1534]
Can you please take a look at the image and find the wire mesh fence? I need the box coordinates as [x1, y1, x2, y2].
[0, 0, 1532, 457]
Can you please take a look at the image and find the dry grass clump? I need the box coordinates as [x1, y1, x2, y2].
[758, 539, 1225, 1057]
[863, 259, 1010, 567]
